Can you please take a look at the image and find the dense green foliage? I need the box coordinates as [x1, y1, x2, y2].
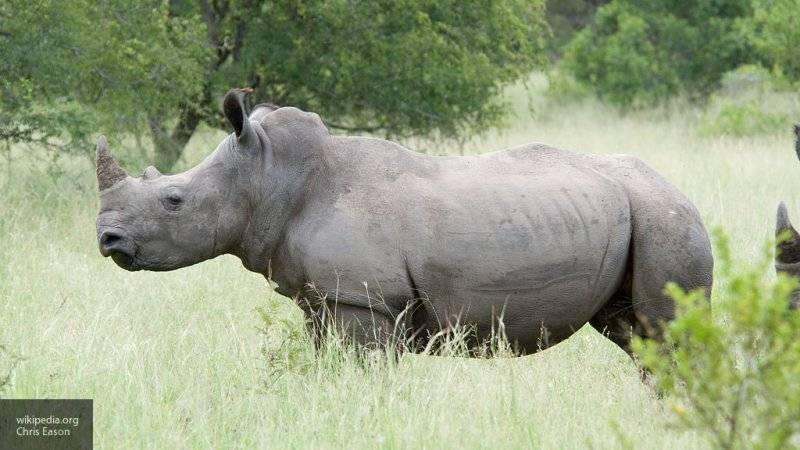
[0, 0, 548, 169]
[562, 0, 753, 107]
[746, 0, 800, 84]
[696, 65, 798, 137]
[633, 230, 800, 449]
[0, 0, 206, 157]
[545, 0, 608, 56]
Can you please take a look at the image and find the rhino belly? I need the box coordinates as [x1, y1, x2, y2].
[409, 172, 632, 350]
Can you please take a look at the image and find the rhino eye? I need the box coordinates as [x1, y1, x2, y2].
[162, 194, 184, 211]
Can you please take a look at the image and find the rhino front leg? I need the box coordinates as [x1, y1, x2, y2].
[328, 302, 396, 351]
[300, 299, 400, 354]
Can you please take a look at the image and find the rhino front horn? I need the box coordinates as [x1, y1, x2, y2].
[96, 135, 127, 190]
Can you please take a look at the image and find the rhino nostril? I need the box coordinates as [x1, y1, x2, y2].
[100, 231, 124, 248]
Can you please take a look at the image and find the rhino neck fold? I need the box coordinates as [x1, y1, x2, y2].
[235, 200, 291, 275]
[232, 153, 323, 288]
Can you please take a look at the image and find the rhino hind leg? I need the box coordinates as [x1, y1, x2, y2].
[589, 277, 639, 355]
[591, 221, 713, 358]
[590, 156, 714, 353]
[625, 219, 712, 346]
[628, 208, 714, 351]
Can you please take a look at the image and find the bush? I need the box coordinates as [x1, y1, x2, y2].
[697, 66, 798, 137]
[562, 0, 752, 108]
[697, 98, 791, 137]
[545, 0, 609, 57]
[746, 0, 800, 84]
[632, 229, 800, 449]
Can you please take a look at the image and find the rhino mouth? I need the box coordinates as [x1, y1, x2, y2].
[109, 250, 141, 272]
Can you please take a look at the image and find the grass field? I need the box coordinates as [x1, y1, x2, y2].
[1, 83, 798, 448]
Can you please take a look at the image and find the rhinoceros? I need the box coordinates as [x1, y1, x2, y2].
[95, 89, 713, 356]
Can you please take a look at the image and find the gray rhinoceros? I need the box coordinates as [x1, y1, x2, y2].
[95, 89, 713, 356]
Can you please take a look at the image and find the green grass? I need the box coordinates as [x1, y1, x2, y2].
[1, 85, 798, 448]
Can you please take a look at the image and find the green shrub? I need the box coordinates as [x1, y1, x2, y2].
[562, 0, 752, 108]
[697, 65, 798, 137]
[632, 229, 800, 449]
[697, 98, 791, 137]
[746, 0, 800, 84]
[545, 69, 593, 103]
[545, 0, 609, 57]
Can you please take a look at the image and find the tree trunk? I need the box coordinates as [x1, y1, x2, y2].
[150, 0, 252, 171]
[148, 108, 201, 171]
[149, 119, 181, 171]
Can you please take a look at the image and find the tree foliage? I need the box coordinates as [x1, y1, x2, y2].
[1, 0, 548, 169]
[562, 0, 752, 107]
[0, 0, 207, 157]
[632, 230, 800, 450]
[745, 0, 800, 85]
[545, 0, 608, 57]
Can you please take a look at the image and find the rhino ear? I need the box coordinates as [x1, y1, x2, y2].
[223, 88, 255, 145]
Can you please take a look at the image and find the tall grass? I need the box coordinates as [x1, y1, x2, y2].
[1, 83, 798, 448]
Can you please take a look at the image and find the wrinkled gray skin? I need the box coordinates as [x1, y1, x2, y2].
[96, 89, 713, 356]
[774, 202, 800, 309]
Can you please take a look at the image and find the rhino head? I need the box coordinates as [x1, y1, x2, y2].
[95, 89, 313, 274]
[775, 201, 800, 309]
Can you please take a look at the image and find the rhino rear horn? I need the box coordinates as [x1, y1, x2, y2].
[142, 165, 162, 180]
[96, 135, 127, 190]
[223, 88, 255, 145]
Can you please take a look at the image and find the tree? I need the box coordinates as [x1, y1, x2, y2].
[545, 0, 608, 58]
[1, 0, 549, 170]
[745, 0, 800, 85]
[0, 0, 207, 160]
[561, 0, 752, 107]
